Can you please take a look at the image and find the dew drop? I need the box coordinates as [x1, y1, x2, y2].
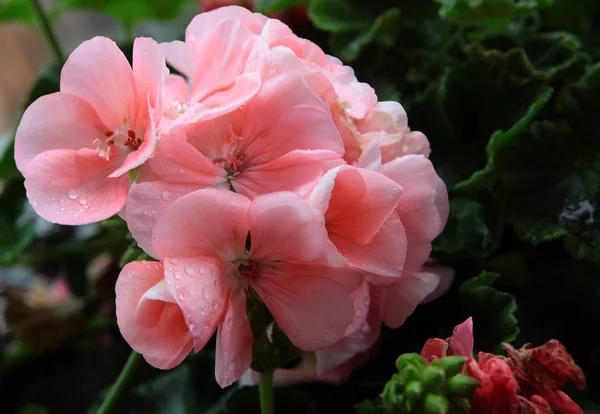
[185, 267, 195, 276]
[68, 190, 78, 200]
[200, 309, 206, 316]
[189, 323, 195, 331]
[161, 191, 170, 201]
[202, 288, 209, 299]
[79, 198, 87, 205]
[175, 271, 183, 279]
[59, 207, 65, 212]
[178, 293, 185, 300]
[198, 268, 205, 275]
[59, 198, 65, 204]
[212, 300, 219, 310]
[51, 180, 57, 186]
[170, 258, 179, 264]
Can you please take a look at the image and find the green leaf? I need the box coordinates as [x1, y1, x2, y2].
[433, 190, 503, 259]
[329, 8, 400, 63]
[355, 399, 388, 414]
[0, 0, 36, 24]
[460, 272, 519, 353]
[436, 0, 553, 32]
[308, 0, 392, 33]
[119, 242, 151, 267]
[0, 179, 35, 265]
[254, 0, 307, 14]
[495, 65, 600, 255]
[409, 58, 550, 190]
[56, 0, 186, 30]
[543, 0, 597, 41]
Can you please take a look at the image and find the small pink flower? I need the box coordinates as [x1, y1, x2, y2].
[15, 37, 167, 225]
[125, 74, 344, 256]
[116, 261, 193, 369]
[467, 353, 520, 414]
[118, 188, 363, 387]
[420, 316, 474, 361]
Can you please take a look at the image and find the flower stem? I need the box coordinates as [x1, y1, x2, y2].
[29, 0, 64, 62]
[97, 351, 142, 414]
[259, 370, 275, 414]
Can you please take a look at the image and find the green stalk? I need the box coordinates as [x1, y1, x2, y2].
[259, 370, 276, 414]
[29, 0, 64, 62]
[97, 351, 142, 414]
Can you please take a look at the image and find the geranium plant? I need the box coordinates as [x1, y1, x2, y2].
[0, 0, 598, 413]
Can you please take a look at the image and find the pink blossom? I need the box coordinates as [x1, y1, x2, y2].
[125, 74, 344, 256]
[118, 188, 363, 387]
[15, 37, 167, 225]
[420, 316, 474, 361]
[116, 261, 193, 369]
[166, 6, 376, 162]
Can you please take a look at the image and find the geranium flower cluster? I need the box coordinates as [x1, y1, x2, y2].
[421, 319, 586, 414]
[14, 6, 449, 387]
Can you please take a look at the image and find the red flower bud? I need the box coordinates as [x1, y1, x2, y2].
[467, 353, 519, 414]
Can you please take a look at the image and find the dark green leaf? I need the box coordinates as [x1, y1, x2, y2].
[0, 180, 35, 265]
[433, 190, 503, 259]
[308, 0, 392, 33]
[119, 242, 152, 267]
[496, 65, 600, 255]
[410, 58, 550, 190]
[460, 271, 519, 353]
[355, 399, 388, 414]
[0, 0, 36, 24]
[255, 0, 307, 14]
[436, 0, 553, 32]
[329, 8, 400, 63]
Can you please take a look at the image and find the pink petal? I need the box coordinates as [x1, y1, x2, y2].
[356, 132, 383, 172]
[163, 256, 230, 352]
[331, 213, 407, 277]
[314, 166, 402, 245]
[382, 155, 449, 276]
[248, 192, 328, 263]
[421, 266, 455, 304]
[115, 261, 192, 370]
[162, 74, 189, 104]
[448, 317, 474, 358]
[186, 6, 254, 46]
[61, 36, 136, 129]
[189, 20, 260, 105]
[125, 181, 203, 257]
[152, 188, 249, 261]
[239, 74, 344, 165]
[252, 262, 362, 351]
[233, 150, 343, 199]
[133, 37, 167, 121]
[15, 92, 105, 173]
[215, 286, 253, 388]
[24, 148, 128, 225]
[161, 40, 196, 78]
[382, 271, 443, 329]
[421, 338, 449, 362]
[144, 131, 227, 185]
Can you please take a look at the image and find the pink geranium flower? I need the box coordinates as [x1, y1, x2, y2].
[15, 37, 167, 225]
[125, 74, 344, 256]
[117, 188, 362, 387]
[467, 353, 520, 414]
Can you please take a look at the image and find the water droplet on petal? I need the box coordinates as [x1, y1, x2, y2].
[199, 268, 205, 275]
[170, 258, 179, 264]
[68, 190, 78, 200]
[202, 288, 209, 299]
[200, 309, 206, 316]
[185, 267, 195, 276]
[161, 191, 170, 200]
[189, 323, 195, 331]
[59, 198, 65, 204]
[175, 271, 183, 279]
[178, 293, 184, 300]
[79, 198, 87, 205]
[212, 300, 219, 310]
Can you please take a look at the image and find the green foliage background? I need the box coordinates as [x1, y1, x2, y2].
[1, 0, 600, 412]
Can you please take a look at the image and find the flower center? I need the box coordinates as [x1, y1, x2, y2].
[94, 124, 142, 160]
[233, 258, 258, 289]
[164, 100, 189, 120]
[212, 125, 246, 177]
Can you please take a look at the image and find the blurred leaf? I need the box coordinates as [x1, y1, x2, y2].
[309, 0, 394, 33]
[57, 0, 186, 30]
[433, 190, 503, 259]
[119, 242, 151, 267]
[460, 272, 519, 353]
[330, 8, 400, 63]
[0, 0, 36, 24]
[436, 0, 553, 32]
[0, 180, 35, 264]
[543, 0, 597, 40]
[496, 65, 600, 255]
[255, 0, 307, 14]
